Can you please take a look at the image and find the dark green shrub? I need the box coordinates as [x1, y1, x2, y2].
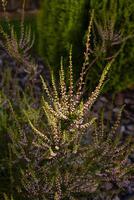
[37, 0, 90, 76]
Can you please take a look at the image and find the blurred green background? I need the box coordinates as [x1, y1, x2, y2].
[37, 0, 134, 93]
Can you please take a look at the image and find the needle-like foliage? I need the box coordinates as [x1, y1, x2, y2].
[0, 2, 134, 200]
[0, 0, 37, 74]
[7, 13, 134, 200]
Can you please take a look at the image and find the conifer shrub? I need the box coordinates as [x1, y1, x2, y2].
[37, 0, 90, 76]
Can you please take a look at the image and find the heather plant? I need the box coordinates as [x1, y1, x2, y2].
[0, 0, 39, 80]
[88, 0, 134, 92]
[0, 90, 42, 199]
[16, 64, 134, 199]
[4, 194, 14, 200]
[0, 1, 134, 200]
[4, 15, 133, 200]
[0, 1, 40, 198]
[0, 0, 42, 99]
[0, 93, 12, 198]
[9, 54, 134, 199]
[0, 12, 36, 75]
